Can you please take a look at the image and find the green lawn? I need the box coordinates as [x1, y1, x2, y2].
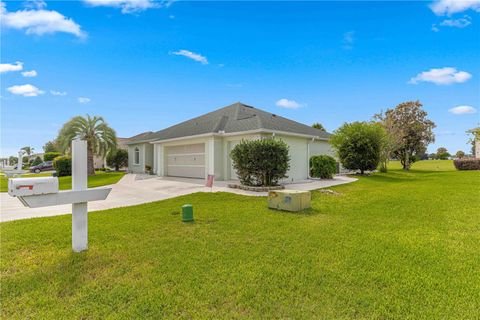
[1, 161, 479, 318]
[0, 171, 125, 192]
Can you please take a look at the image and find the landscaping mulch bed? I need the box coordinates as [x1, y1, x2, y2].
[227, 184, 285, 192]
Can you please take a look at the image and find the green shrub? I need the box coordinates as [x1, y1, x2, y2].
[310, 155, 337, 179]
[44, 152, 62, 162]
[32, 156, 43, 166]
[330, 121, 385, 174]
[106, 149, 128, 171]
[454, 159, 480, 170]
[230, 138, 290, 186]
[53, 156, 72, 177]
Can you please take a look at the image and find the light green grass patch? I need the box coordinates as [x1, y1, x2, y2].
[1, 161, 479, 318]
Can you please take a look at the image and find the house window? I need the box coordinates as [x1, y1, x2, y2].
[134, 147, 140, 165]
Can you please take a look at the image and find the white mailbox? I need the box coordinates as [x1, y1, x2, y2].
[7, 140, 112, 252]
[8, 177, 59, 197]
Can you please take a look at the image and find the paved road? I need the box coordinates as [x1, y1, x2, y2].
[1, 174, 357, 222]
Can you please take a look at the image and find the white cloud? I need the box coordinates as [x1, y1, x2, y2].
[449, 105, 477, 114]
[0, 2, 86, 38]
[23, 0, 47, 10]
[431, 24, 440, 32]
[430, 0, 480, 15]
[83, 0, 170, 14]
[275, 98, 303, 109]
[408, 67, 472, 85]
[171, 50, 208, 65]
[0, 61, 23, 73]
[50, 90, 67, 96]
[7, 84, 44, 97]
[78, 97, 91, 103]
[440, 15, 472, 28]
[21, 70, 37, 77]
[342, 31, 355, 50]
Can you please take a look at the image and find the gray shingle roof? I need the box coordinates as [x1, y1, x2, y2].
[127, 102, 330, 144]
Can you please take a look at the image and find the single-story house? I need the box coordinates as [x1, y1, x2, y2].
[126, 102, 334, 182]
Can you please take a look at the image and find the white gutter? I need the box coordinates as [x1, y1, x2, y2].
[148, 132, 220, 144]
[142, 129, 329, 145]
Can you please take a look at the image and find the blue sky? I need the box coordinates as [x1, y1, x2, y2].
[1, 0, 479, 157]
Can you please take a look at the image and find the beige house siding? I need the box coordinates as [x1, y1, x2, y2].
[476, 139, 480, 159]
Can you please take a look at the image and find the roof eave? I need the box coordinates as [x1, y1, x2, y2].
[143, 129, 330, 145]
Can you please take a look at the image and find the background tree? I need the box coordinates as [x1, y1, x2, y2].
[21, 146, 34, 156]
[436, 147, 450, 160]
[456, 150, 465, 159]
[376, 101, 435, 170]
[312, 123, 326, 132]
[57, 115, 117, 175]
[330, 121, 386, 174]
[106, 149, 128, 171]
[43, 140, 59, 153]
[467, 127, 479, 155]
[32, 156, 43, 166]
[9, 156, 18, 165]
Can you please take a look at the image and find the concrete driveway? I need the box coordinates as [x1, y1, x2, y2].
[1, 174, 356, 222]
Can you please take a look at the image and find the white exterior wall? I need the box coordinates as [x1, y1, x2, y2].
[128, 143, 147, 173]
[309, 140, 335, 158]
[476, 139, 480, 159]
[276, 135, 309, 182]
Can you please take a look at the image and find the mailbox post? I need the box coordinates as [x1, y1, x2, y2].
[72, 140, 88, 252]
[8, 139, 111, 253]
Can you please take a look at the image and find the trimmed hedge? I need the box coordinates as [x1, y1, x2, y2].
[310, 155, 337, 179]
[453, 158, 480, 170]
[53, 156, 72, 177]
[230, 138, 290, 186]
[44, 152, 62, 162]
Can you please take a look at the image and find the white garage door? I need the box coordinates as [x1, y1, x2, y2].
[165, 143, 205, 179]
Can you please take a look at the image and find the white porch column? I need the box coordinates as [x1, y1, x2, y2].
[207, 138, 215, 178]
[153, 144, 158, 174]
[72, 140, 88, 252]
[157, 144, 164, 176]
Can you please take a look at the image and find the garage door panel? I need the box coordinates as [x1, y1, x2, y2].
[167, 154, 205, 166]
[167, 166, 205, 179]
[166, 144, 205, 155]
[165, 143, 205, 179]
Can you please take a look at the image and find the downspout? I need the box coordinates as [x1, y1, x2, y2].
[307, 137, 315, 179]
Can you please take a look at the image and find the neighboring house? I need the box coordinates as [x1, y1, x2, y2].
[29, 153, 44, 161]
[126, 102, 334, 182]
[93, 137, 131, 169]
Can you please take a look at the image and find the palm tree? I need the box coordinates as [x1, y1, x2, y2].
[21, 146, 35, 156]
[57, 115, 117, 175]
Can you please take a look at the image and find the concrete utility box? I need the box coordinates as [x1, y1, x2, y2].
[8, 177, 59, 197]
[268, 190, 311, 212]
